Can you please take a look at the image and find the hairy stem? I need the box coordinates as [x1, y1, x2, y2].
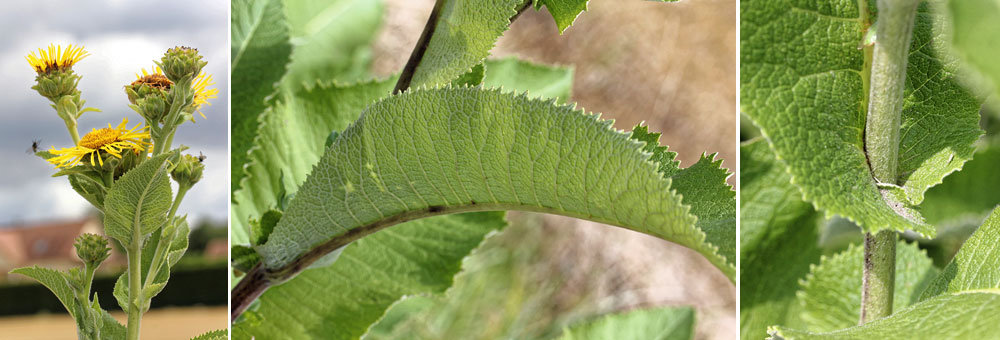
[65, 119, 80, 146]
[392, 0, 533, 94]
[865, 0, 918, 183]
[860, 0, 918, 324]
[125, 243, 142, 340]
[861, 230, 897, 323]
[144, 185, 189, 289]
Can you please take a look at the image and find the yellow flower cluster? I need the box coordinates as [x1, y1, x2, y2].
[25, 44, 89, 73]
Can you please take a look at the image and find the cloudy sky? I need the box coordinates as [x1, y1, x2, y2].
[0, 1, 228, 226]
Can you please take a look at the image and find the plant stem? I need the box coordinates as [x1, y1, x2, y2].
[860, 0, 918, 324]
[865, 0, 919, 184]
[392, 0, 446, 94]
[144, 185, 189, 288]
[65, 120, 80, 145]
[125, 243, 142, 340]
[861, 230, 896, 323]
[392, 0, 533, 94]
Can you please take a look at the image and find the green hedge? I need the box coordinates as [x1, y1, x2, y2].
[0, 266, 227, 316]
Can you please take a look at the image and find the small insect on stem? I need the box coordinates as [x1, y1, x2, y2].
[26, 139, 42, 154]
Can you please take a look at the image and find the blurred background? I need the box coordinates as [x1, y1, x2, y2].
[366, 0, 737, 339]
[0, 1, 228, 338]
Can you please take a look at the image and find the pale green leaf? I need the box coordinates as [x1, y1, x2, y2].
[233, 59, 578, 338]
[232, 212, 506, 340]
[535, 0, 589, 34]
[408, 0, 522, 88]
[191, 329, 228, 340]
[796, 241, 938, 332]
[232, 78, 396, 247]
[946, 0, 1000, 100]
[483, 57, 574, 103]
[919, 143, 1000, 228]
[557, 306, 695, 340]
[259, 87, 734, 279]
[919, 207, 1000, 300]
[231, 0, 293, 191]
[633, 126, 736, 266]
[9, 266, 78, 318]
[280, 0, 383, 89]
[769, 290, 1000, 340]
[739, 138, 822, 340]
[103, 153, 173, 248]
[741, 0, 982, 236]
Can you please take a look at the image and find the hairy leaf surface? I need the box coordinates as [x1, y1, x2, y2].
[103, 153, 172, 248]
[919, 207, 1000, 300]
[232, 60, 578, 338]
[9, 267, 79, 318]
[557, 306, 695, 340]
[741, 0, 982, 236]
[532, 0, 678, 34]
[919, 143, 1000, 228]
[796, 242, 938, 332]
[232, 212, 505, 340]
[231, 0, 293, 191]
[739, 139, 821, 340]
[259, 87, 734, 278]
[769, 290, 1000, 340]
[408, 0, 522, 88]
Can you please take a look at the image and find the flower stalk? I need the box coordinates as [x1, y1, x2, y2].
[860, 0, 920, 324]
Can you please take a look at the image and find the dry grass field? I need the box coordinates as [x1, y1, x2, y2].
[0, 306, 227, 339]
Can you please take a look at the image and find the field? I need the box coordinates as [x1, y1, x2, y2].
[0, 306, 227, 339]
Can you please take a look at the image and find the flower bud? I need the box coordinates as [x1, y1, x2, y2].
[74, 233, 111, 267]
[126, 73, 172, 122]
[33, 69, 81, 100]
[171, 154, 205, 187]
[115, 148, 145, 180]
[157, 46, 206, 82]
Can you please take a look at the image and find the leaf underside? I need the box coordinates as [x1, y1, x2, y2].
[771, 208, 1000, 339]
[557, 306, 695, 340]
[741, 0, 982, 237]
[739, 138, 821, 340]
[258, 87, 734, 279]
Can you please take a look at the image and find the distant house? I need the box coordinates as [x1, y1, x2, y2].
[0, 216, 122, 282]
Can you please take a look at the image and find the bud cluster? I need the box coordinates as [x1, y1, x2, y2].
[157, 46, 206, 82]
[74, 233, 111, 267]
[171, 154, 205, 188]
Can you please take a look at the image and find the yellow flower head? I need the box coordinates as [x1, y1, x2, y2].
[48, 118, 151, 168]
[138, 66, 216, 120]
[25, 44, 89, 74]
[133, 66, 173, 90]
[191, 72, 218, 115]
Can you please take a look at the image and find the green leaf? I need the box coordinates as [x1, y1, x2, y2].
[259, 87, 734, 279]
[739, 138, 822, 340]
[233, 59, 578, 338]
[280, 0, 383, 89]
[232, 212, 506, 340]
[632, 126, 736, 266]
[919, 143, 1000, 228]
[768, 290, 1000, 340]
[741, 0, 982, 236]
[232, 245, 262, 274]
[191, 329, 229, 340]
[115, 217, 192, 311]
[451, 63, 486, 87]
[483, 57, 574, 103]
[232, 78, 396, 248]
[232, 0, 294, 192]
[796, 241, 938, 332]
[68, 173, 107, 210]
[534, 0, 588, 34]
[556, 306, 695, 340]
[9, 266, 78, 318]
[946, 0, 1000, 101]
[103, 153, 173, 248]
[919, 207, 1000, 300]
[408, 0, 523, 88]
